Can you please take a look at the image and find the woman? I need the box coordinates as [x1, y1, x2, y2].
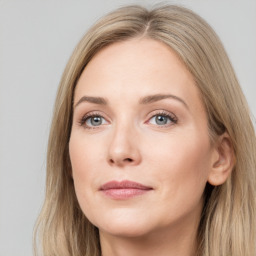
[34, 5, 256, 256]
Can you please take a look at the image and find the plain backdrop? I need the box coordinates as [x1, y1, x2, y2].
[0, 0, 255, 255]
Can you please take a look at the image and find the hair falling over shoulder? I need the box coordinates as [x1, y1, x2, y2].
[34, 4, 256, 256]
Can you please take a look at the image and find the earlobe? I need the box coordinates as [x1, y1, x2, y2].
[208, 132, 235, 186]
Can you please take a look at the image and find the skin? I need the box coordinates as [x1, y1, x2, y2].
[69, 38, 231, 256]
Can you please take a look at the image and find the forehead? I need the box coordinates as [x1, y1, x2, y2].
[74, 38, 203, 112]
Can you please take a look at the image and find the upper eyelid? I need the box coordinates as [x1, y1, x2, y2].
[146, 109, 177, 120]
[81, 112, 108, 122]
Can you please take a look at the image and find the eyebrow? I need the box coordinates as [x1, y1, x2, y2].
[74, 93, 188, 109]
[139, 94, 188, 109]
[74, 96, 107, 108]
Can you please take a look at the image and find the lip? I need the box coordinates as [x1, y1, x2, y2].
[99, 180, 153, 200]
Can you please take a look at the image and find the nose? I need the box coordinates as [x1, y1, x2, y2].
[107, 123, 142, 167]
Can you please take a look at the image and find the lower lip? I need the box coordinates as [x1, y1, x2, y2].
[101, 188, 152, 200]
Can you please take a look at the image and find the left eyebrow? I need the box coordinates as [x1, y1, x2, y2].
[139, 94, 189, 110]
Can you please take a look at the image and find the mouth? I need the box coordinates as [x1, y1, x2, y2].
[99, 180, 153, 200]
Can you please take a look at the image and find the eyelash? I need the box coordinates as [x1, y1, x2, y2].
[78, 110, 178, 129]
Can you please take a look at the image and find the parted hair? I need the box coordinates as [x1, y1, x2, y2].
[34, 4, 256, 256]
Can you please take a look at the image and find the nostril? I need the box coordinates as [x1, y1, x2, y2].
[109, 158, 133, 164]
[125, 158, 133, 162]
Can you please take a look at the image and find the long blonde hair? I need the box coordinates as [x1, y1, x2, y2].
[34, 5, 256, 256]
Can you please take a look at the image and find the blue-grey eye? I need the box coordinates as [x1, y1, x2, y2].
[149, 114, 174, 126]
[86, 116, 106, 127]
[156, 115, 168, 125]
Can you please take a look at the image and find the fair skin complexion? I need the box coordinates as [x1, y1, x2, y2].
[69, 38, 233, 256]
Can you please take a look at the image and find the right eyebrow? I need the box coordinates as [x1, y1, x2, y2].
[74, 96, 107, 108]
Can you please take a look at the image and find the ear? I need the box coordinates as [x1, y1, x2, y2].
[207, 132, 235, 186]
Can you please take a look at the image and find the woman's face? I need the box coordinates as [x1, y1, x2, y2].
[69, 38, 216, 238]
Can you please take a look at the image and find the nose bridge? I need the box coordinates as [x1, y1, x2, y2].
[107, 115, 141, 166]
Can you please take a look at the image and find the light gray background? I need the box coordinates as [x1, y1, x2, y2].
[0, 0, 255, 255]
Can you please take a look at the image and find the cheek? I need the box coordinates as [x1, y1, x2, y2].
[142, 135, 211, 228]
[146, 130, 212, 203]
[69, 132, 104, 176]
[69, 131, 110, 214]
[69, 134, 98, 201]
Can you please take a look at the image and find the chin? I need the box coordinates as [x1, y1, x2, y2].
[90, 209, 155, 238]
[99, 223, 152, 238]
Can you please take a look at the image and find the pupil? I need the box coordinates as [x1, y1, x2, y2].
[92, 116, 102, 126]
[156, 115, 167, 125]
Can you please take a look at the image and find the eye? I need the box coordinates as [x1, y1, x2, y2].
[148, 111, 177, 126]
[86, 116, 106, 126]
[79, 113, 108, 129]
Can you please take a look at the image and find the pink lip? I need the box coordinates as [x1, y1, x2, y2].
[99, 180, 153, 200]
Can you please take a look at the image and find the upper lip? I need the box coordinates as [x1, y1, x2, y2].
[100, 180, 153, 190]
